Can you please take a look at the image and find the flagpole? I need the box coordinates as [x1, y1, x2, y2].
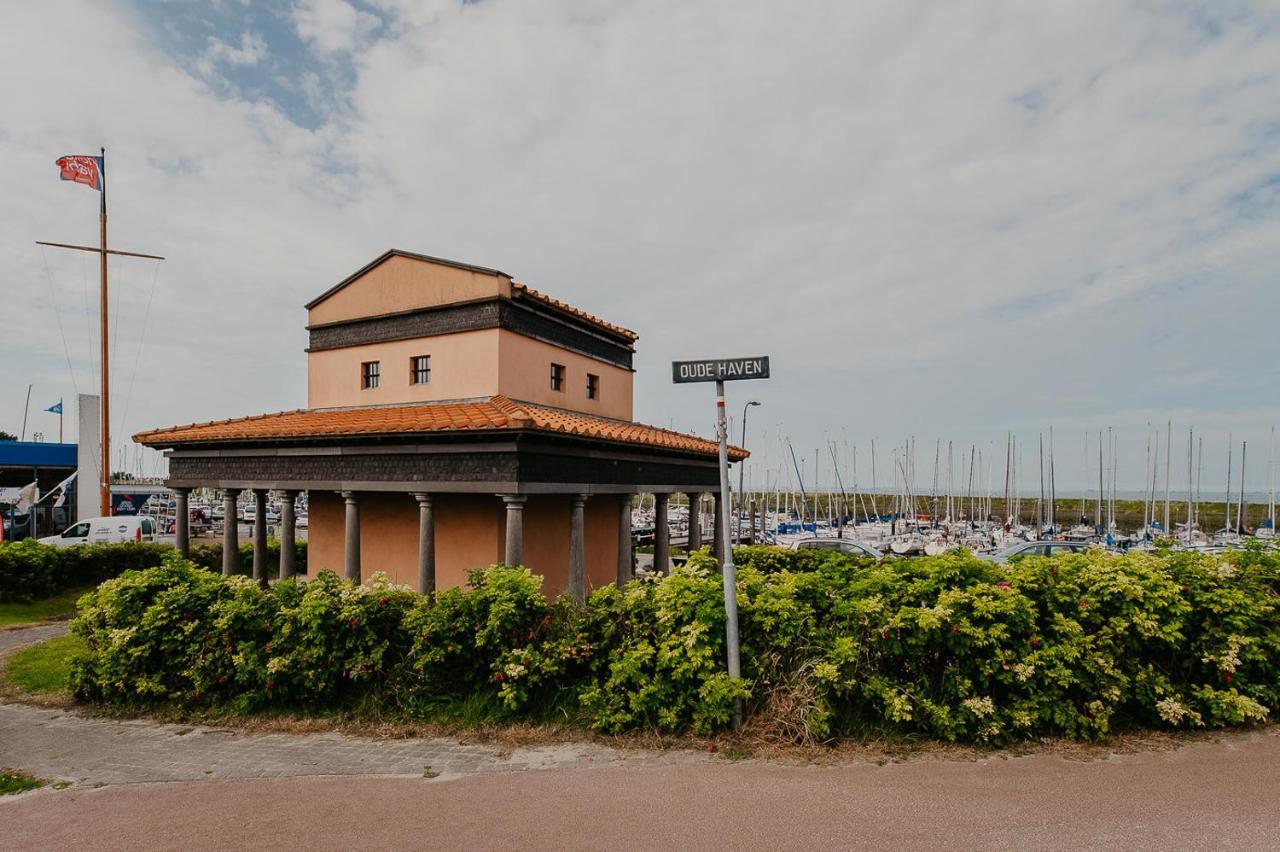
[99, 146, 110, 517]
[59, 398, 63, 443]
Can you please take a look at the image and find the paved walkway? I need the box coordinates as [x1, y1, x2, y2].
[0, 621, 68, 652]
[5, 735, 1280, 850]
[0, 702, 703, 786]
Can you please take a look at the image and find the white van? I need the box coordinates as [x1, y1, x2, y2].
[40, 516, 158, 548]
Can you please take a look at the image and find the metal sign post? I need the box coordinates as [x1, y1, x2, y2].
[672, 356, 770, 730]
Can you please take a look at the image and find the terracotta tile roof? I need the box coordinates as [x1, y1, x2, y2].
[511, 282, 638, 342]
[134, 395, 746, 461]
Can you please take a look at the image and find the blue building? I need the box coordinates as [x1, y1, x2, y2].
[0, 441, 78, 540]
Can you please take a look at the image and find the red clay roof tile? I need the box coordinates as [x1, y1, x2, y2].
[134, 395, 746, 461]
[511, 283, 638, 342]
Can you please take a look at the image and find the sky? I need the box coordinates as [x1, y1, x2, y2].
[2, 0, 1279, 496]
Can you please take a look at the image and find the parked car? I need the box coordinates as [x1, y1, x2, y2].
[976, 540, 1090, 564]
[39, 515, 158, 548]
[787, 536, 884, 559]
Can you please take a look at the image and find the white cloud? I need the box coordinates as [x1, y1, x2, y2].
[2, 0, 1280, 492]
[291, 0, 380, 54]
[194, 30, 268, 81]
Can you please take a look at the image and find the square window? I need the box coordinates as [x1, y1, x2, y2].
[587, 373, 599, 400]
[361, 361, 380, 390]
[411, 355, 431, 385]
[551, 363, 565, 392]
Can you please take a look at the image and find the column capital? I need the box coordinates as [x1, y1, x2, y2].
[412, 492, 434, 507]
[501, 494, 528, 507]
[341, 490, 358, 504]
[572, 493, 589, 507]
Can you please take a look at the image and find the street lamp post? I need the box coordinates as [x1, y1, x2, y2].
[738, 400, 762, 543]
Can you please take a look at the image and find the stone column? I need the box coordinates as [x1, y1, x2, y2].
[712, 493, 724, 563]
[279, 491, 297, 581]
[173, 487, 190, 556]
[342, 491, 361, 582]
[414, 493, 435, 595]
[502, 495, 526, 566]
[252, 489, 269, 586]
[617, 494, 633, 587]
[654, 492, 670, 575]
[569, 494, 587, 601]
[222, 490, 239, 576]
[686, 493, 702, 553]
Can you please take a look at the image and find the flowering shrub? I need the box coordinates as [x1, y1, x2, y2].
[66, 546, 1280, 742]
[70, 555, 414, 711]
[579, 554, 750, 734]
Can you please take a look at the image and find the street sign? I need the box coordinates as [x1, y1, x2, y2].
[671, 356, 770, 384]
[670, 354, 772, 730]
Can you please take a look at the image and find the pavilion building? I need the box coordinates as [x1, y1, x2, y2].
[136, 250, 744, 597]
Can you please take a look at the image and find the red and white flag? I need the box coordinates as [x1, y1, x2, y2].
[55, 154, 104, 190]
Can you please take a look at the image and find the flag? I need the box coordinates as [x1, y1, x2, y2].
[46, 400, 62, 415]
[14, 481, 38, 514]
[56, 154, 104, 191]
[48, 472, 77, 509]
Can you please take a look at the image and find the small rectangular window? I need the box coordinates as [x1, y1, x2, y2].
[361, 361, 380, 390]
[410, 355, 431, 385]
[587, 373, 599, 400]
[551, 363, 565, 392]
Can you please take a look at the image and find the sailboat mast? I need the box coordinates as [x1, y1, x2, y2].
[1049, 425, 1056, 532]
[1096, 431, 1104, 529]
[1038, 433, 1045, 533]
[1186, 428, 1194, 544]
[1163, 420, 1172, 533]
[1238, 441, 1247, 533]
[1225, 434, 1233, 532]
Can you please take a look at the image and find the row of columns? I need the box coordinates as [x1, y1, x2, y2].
[648, 491, 723, 578]
[174, 488, 638, 602]
[173, 487, 298, 585]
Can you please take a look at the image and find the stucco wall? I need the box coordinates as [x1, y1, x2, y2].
[307, 327, 501, 409]
[308, 254, 510, 327]
[306, 490, 621, 597]
[307, 490, 345, 576]
[583, 497, 622, 592]
[434, 494, 505, 588]
[497, 330, 634, 421]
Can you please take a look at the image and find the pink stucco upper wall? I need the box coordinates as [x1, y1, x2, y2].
[307, 327, 501, 409]
[305, 252, 635, 420]
[496, 330, 633, 421]
[308, 254, 511, 327]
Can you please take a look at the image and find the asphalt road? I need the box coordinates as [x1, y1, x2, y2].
[4, 729, 1278, 851]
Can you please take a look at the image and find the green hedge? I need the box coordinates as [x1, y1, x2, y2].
[0, 539, 307, 603]
[0, 540, 175, 602]
[67, 545, 1280, 742]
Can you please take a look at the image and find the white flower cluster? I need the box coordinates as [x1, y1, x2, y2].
[1155, 696, 1203, 727]
[1202, 634, 1248, 674]
[961, 696, 995, 718]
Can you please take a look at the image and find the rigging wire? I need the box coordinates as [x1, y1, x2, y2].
[39, 245, 82, 397]
[117, 257, 162, 450]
